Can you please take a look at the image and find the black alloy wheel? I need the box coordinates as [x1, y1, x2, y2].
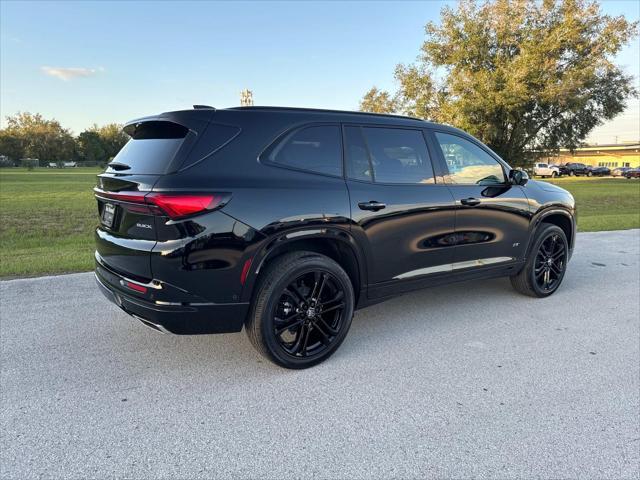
[246, 251, 355, 369]
[273, 270, 346, 358]
[510, 224, 569, 298]
[533, 232, 567, 293]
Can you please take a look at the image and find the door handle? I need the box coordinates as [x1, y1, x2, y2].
[358, 201, 387, 211]
[460, 197, 481, 206]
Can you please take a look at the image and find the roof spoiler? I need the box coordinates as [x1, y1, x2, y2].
[123, 109, 217, 137]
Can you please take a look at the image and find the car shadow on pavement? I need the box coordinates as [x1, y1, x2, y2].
[107, 270, 581, 376]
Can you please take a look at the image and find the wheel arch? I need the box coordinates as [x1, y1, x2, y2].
[240, 228, 367, 305]
[527, 208, 575, 260]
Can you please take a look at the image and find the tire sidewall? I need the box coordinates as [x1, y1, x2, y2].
[258, 256, 355, 368]
[527, 225, 568, 297]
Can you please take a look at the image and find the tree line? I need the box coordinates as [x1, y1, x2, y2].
[0, 112, 129, 167]
[359, 0, 638, 166]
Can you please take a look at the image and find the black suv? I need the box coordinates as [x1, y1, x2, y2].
[95, 106, 576, 368]
[559, 162, 592, 176]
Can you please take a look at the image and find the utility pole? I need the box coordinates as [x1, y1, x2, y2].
[240, 89, 254, 107]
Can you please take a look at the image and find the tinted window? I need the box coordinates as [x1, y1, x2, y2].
[109, 121, 188, 175]
[180, 124, 240, 170]
[344, 126, 372, 181]
[434, 132, 506, 185]
[267, 125, 342, 176]
[345, 127, 434, 184]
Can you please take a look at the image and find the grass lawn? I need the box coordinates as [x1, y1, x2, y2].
[0, 168, 102, 278]
[0, 169, 638, 278]
[545, 176, 640, 232]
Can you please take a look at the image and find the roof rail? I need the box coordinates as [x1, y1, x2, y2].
[193, 105, 215, 110]
[226, 105, 424, 122]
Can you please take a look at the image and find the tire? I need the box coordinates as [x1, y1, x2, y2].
[510, 224, 569, 298]
[587, 171, 592, 177]
[245, 251, 355, 369]
[551, 171, 557, 178]
[569, 170, 575, 176]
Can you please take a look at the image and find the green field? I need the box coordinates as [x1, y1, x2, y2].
[546, 176, 640, 232]
[0, 169, 638, 278]
[0, 168, 102, 278]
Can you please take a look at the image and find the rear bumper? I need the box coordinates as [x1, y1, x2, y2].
[95, 265, 248, 335]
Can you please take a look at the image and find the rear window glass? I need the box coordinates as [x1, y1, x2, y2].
[108, 121, 188, 174]
[265, 125, 342, 177]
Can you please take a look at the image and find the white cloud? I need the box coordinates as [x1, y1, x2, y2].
[41, 66, 104, 81]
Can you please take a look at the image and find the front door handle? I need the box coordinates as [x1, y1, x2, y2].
[358, 201, 387, 211]
[460, 197, 481, 207]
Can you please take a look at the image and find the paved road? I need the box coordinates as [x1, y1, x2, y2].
[1, 230, 639, 479]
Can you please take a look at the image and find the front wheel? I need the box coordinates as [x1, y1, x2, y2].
[245, 251, 355, 369]
[510, 224, 568, 298]
[587, 171, 592, 177]
[551, 171, 557, 178]
[569, 170, 575, 176]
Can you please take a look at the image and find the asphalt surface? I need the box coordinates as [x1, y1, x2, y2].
[1, 230, 639, 479]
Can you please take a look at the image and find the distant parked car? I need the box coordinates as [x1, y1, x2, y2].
[623, 168, 640, 179]
[63, 161, 77, 168]
[559, 162, 591, 176]
[533, 162, 560, 178]
[612, 167, 632, 177]
[590, 166, 611, 176]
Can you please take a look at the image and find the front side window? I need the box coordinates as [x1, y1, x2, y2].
[434, 132, 506, 185]
[266, 125, 341, 177]
[344, 126, 434, 184]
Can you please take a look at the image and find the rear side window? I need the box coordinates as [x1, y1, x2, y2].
[344, 126, 435, 184]
[109, 121, 188, 174]
[265, 125, 342, 177]
[179, 123, 240, 170]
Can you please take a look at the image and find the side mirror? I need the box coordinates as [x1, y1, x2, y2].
[509, 168, 529, 186]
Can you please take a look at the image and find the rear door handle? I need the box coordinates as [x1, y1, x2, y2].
[460, 197, 481, 206]
[358, 201, 387, 211]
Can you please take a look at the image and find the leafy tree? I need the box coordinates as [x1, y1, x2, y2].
[90, 123, 128, 159]
[359, 87, 398, 113]
[76, 131, 106, 164]
[0, 129, 24, 162]
[2, 112, 75, 163]
[360, 0, 638, 165]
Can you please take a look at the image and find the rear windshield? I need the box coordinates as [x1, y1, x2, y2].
[108, 121, 189, 174]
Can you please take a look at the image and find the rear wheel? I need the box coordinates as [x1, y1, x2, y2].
[569, 170, 575, 176]
[587, 170, 593, 177]
[245, 251, 355, 369]
[510, 224, 568, 298]
[551, 171, 557, 178]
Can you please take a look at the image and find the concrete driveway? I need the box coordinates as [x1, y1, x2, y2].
[1, 230, 639, 479]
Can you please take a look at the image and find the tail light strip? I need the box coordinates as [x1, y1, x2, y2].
[94, 189, 230, 220]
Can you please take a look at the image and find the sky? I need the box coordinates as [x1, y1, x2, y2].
[1, 0, 639, 144]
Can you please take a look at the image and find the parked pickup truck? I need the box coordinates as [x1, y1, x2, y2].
[533, 163, 560, 178]
[559, 162, 592, 176]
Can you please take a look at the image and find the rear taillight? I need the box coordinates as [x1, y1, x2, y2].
[94, 189, 229, 220]
[146, 193, 225, 219]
